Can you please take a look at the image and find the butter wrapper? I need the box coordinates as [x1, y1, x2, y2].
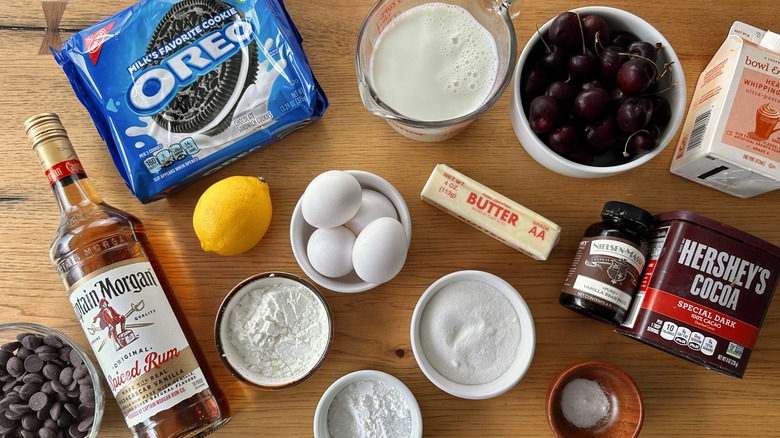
[420, 164, 561, 260]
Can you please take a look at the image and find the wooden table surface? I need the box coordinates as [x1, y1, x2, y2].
[2, 0, 780, 436]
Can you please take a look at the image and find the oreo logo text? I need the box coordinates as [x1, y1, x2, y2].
[128, 19, 255, 115]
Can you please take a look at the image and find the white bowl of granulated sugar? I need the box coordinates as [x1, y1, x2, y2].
[313, 370, 423, 438]
[214, 272, 333, 390]
[410, 270, 536, 399]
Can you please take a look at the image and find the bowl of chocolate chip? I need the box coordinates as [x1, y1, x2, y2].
[0, 322, 103, 438]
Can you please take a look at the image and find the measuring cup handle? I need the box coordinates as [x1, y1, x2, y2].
[497, 0, 522, 19]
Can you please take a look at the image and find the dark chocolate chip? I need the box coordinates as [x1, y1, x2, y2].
[1, 380, 16, 393]
[43, 336, 63, 349]
[35, 344, 57, 357]
[0, 351, 11, 368]
[5, 406, 26, 419]
[50, 402, 62, 421]
[0, 396, 18, 411]
[67, 351, 82, 369]
[21, 373, 43, 386]
[18, 383, 39, 401]
[58, 368, 73, 387]
[56, 415, 70, 428]
[44, 418, 57, 430]
[76, 415, 92, 433]
[42, 364, 62, 381]
[21, 412, 41, 431]
[37, 407, 49, 421]
[67, 380, 78, 392]
[0, 342, 21, 352]
[8, 403, 31, 414]
[28, 392, 48, 412]
[40, 381, 54, 396]
[68, 422, 87, 438]
[20, 428, 35, 438]
[0, 414, 14, 427]
[62, 404, 77, 419]
[71, 366, 87, 382]
[20, 335, 43, 351]
[76, 404, 92, 417]
[16, 348, 33, 361]
[39, 427, 57, 438]
[23, 355, 44, 374]
[5, 357, 24, 378]
[0, 423, 16, 435]
[50, 381, 66, 395]
[77, 390, 93, 408]
[38, 351, 60, 362]
[66, 390, 79, 399]
[58, 347, 72, 364]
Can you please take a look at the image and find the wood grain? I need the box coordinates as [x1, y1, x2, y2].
[1, 0, 780, 437]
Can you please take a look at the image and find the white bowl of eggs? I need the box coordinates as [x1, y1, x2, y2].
[290, 170, 412, 293]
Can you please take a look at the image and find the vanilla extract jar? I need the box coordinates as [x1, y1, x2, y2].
[560, 201, 653, 325]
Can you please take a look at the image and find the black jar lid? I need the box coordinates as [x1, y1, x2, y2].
[601, 201, 653, 228]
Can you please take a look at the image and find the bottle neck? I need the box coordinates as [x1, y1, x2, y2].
[51, 173, 104, 214]
[32, 135, 104, 214]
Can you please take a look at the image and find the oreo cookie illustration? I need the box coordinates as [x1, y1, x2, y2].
[145, 0, 259, 136]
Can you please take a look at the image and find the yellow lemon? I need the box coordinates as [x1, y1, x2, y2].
[193, 176, 272, 256]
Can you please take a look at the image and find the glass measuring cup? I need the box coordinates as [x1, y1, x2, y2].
[356, 0, 521, 142]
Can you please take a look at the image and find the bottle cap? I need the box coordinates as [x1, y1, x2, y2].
[25, 113, 68, 150]
[601, 201, 653, 229]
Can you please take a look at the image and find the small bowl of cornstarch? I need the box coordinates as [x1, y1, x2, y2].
[215, 272, 333, 389]
[313, 370, 422, 438]
[410, 270, 536, 399]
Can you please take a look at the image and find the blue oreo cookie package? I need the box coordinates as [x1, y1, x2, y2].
[53, 0, 328, 202]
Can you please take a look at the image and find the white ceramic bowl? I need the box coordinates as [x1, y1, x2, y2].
[410, 270, 536, 399]
[214, 272, 333, 389]
[509, 6, 686, 178]
[313, 370, 423, 438]
[290, 170, 412, 293]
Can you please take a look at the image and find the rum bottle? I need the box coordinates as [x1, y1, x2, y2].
[26, 113, 231, 437]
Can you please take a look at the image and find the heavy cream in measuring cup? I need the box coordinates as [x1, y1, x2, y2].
[370, 3, 498, 121]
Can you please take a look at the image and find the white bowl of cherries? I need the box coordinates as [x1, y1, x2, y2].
[510, 6, 686, 178]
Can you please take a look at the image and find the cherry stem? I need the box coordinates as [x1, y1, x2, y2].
[618, 51, 663, 80]
[576, 11, 585, 55]
[642, 62, 677, 97]
[536, 24, 551, 52]
[594, 32, 605, 58]
[623, 129, 651, 158]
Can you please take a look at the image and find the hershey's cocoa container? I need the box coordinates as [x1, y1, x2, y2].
[617, 211, 780, 378]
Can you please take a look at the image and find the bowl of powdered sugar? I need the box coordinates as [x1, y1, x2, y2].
[546, 361, 644, 437]
[214, 272, 333, 389]
[313, 370, 422, 438]
[410, 270, 535, 399]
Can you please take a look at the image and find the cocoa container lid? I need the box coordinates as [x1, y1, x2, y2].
[654, 210, 780, 259]
[602, 201, 654, 229]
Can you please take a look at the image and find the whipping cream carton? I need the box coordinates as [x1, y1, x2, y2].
[670, 22, 780, 198]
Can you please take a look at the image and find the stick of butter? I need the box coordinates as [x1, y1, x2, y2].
[420, 164, 561, 261]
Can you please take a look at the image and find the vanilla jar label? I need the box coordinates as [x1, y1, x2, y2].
[561, 237, 646, 313]
[68, 258, 208, 427]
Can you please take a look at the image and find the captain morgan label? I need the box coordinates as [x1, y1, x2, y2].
[68, 258, 209, 427]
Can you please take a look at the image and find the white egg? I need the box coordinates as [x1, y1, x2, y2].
[307, 226, 356, 278]
[352, 217, 409, 284]
[345, 189, 399, 236]
[301, 170, 362, 228]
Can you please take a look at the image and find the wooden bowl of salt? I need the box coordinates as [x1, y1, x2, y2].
[546, 361, 644, 438]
